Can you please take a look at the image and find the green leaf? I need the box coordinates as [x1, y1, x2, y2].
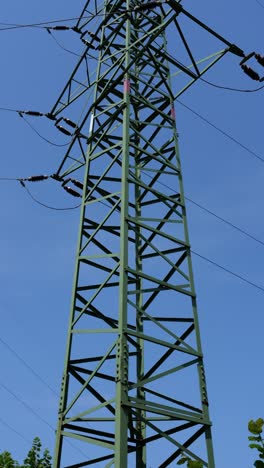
[177, 458, 189, 465]
[254, 461, 264, 467]
[249, 436, 262, 441]
[249, 443, 264, 451]
[249, 419, 264, 435]
[188, 461, 204, 468]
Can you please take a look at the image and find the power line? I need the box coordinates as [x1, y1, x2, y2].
[192, 250, 264, 294]
[0, 5, 155, 33]
[0, 106, 20, 113]
[21, 115, 69, 148]
[2, 10, 263, 94]
[200, 76, 264, 93]
[185, 197, 264, 248]
[0, 175, 81, 211]
[1, 98, 262, 167]
[23, 179, 121, 211]
[164, 49, 264, 94]
[0, 381, 54, 431]
[0, 16, 96, 31]
[254, 0, 264, 9]
[0, 336, 58, 397]
[0, 334, 92, 459]
[0, 176, 98, 212]
[0, 10, 120, 32]
[0, 415, 31, 444]
[19, 176, 264, 251]
[47, 30, 82, 58]
[177, 100, 264, 164]
[140, 169, 264, 248]
[0, 115, 263, 296]
[1, 174, 264, 292]
[22, 184, 81, 211]
[139, 171, 264, 288]
[22, 176, 264, 295]
[0, 175, 80, 211]
[3, 170, 263, 303]
[22, 183, 115, 211]
[1, 168, 264, 296]
[0, 177, 19, 181]
[0, 380, 89, 458]
[0, 106, 74, 149]
[47, 30, 98, 61]
[19, 178, 264, 294]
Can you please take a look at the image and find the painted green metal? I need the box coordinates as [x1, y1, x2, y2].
[51, 1, 245, 466]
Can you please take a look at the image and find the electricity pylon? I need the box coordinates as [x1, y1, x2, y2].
[50, 1, 245, 466]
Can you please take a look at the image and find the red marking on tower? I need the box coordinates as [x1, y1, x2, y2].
[171, 105, 176, 120]
[124, 79, 131, 94]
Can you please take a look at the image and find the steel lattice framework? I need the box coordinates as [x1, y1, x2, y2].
[49, 1, 245, 466]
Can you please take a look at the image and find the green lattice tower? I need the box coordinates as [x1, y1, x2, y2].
[50, 1, 245, 466]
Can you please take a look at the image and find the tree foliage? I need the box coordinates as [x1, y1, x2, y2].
[177, 417, 264, 467]
[0, 452, 19, 468]
[248, 418, 264, 467]
[0, 438, 51, 468]
[3, 422, 264, 468]
[177, 455, 204, 467]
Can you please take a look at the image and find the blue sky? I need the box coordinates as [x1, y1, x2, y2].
[0, 0, 263, 467]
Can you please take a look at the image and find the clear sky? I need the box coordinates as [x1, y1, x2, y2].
[0, 1, 263, 467]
